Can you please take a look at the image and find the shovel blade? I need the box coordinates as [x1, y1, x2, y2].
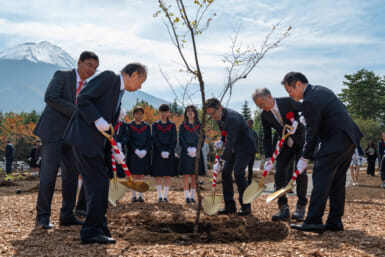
[202, 194, 223, 216]
[266, 182, 295, 203]
[119, 180, 149, 193]
[242, 180, 267, 204]
[108, 179, 128, 207]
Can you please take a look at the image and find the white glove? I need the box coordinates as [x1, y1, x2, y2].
[140, 150, 147, 159]
[175, 153, 180, 158]
[264, 159, 274, 172]
[213, 161, 221, 173]
[190, 147, 197, 156]
[299, 116, 307, 126]
[94, 117, 109, 132]
[117, 142, 122, 152]
[296, 158, 309, 174]
[135, 149, 141, 158]
[161, 151, 169, 159]
[286, 120, 298, 135]
[214, 140, 224, 150]
[112, 150, 125, 165]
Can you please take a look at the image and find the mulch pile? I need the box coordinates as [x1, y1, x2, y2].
[0, 171, 384, 256]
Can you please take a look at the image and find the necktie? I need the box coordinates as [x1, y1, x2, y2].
[116, 90, 124, 114]
[75, 81, 84, 105]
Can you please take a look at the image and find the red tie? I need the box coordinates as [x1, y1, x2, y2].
[75, 81, 84, 104]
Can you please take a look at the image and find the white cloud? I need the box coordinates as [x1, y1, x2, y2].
[0, 0, 384, 111]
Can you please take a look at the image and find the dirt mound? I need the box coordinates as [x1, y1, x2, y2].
[0, 180, 18, 187]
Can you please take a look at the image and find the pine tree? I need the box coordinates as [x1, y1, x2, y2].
[241, 100, 252, 121]
[339, 69, 385, 122]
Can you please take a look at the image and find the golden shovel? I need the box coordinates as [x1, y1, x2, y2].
[202, 154, 223, 215]
[243, 124, 294, 204]
[101, 124, 149, 193]
[266, 177, 296, 203]
[108, 157, 128, 207]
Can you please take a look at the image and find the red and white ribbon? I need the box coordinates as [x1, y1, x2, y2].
[110, 137, 132, 178]
[212, 155, 219, 188]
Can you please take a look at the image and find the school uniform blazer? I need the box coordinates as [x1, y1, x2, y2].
[261, 97, 304, 158]
[33, 69, 77, 142]
[64, 71, 122, 158]
[218, 108, 257, 161]
[302, 84, 362, 160]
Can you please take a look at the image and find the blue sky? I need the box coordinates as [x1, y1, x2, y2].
[0, 0, 384, 112]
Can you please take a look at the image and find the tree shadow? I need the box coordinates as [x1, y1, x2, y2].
[292, 229, 385, 256]
[346, 200, 385, 206]
[11, 226, 108, 257]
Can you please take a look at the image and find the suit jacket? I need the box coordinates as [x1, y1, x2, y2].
[63, 71, 122, 158]
[5, 144, 14, 160]
[33, 69, 77, 142]
[302, 84, 362, 160]
[261, 97, 304, 158]
[218, 108, 257, 161]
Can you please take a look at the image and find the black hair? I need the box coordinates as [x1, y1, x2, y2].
[247, 119, 253, 124]
[121, 63, 147, 76]
[159, 103, 170, 112]
[6, 139, 10, 143]
[133, 106, 144, 115]
[184, 105, 200, 124]
[79, 51, 99, 63]
[205, 98, 221, 109]
[281, 72, 308, 87]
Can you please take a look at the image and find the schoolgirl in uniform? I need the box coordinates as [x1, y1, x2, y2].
[151, 104, 177, 202]
[126, 106, 151, 202]
[178, 105, 205, 203]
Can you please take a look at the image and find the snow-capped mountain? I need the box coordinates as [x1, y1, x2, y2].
[0, 42, 169, 112]
[0, 41, 76, 69]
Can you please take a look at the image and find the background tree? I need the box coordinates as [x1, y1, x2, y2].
[353, 118, 384, 150]
[339, 69, 385, 123]
[241, 100, 252, 121]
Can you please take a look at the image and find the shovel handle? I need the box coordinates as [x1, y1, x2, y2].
[263, 124, 294, 176]
[291, 169, 300, 181]
[212, 155, 220, 188]
[101, 123, 134, 181]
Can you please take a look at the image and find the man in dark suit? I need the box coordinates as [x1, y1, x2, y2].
[206, 98, 257, 216]
[33, 51, 99, 229]
[5, 140, 14, 179]
[252, 88, 308, 221]
[64, 63, 147, 244]
[282, 72, 362, 233]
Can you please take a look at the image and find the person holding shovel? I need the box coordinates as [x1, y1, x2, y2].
[252, 88, 308, 222]
[282, 72, 362, 233]
[64, 63, 147, 244]
[205, 98, 257, 216]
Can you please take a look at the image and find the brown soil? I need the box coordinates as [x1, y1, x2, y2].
[0, 170, 384, 257]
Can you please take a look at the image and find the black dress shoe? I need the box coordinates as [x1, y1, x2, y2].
[272, 205, 290, 221]
[185, 198, 191, 203]
[190, 198, 196, 203]
[324, 223, 344, 231]
[218, 207, 236, 214]
[81, 235, 116, 245]
[75, 209, 88, 218]
[36, 219, 54, 229]
[290, 223, 324, 234]
[238, 204, 251, 216]
[60, 216, 84, 226]
[137, 197, 144, 202]
[163, 198, 168, 202]
[292, 205, 306, 221]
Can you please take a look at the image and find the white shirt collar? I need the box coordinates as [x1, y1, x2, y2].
[119, 74, 125, 90]
[272, 99, 280, 114]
